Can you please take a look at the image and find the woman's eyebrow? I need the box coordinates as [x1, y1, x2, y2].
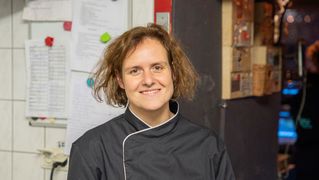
[124, 65, 141, 71]
[151, 61, 169, 66]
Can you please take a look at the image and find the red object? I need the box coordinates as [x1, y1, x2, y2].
[241, 31, 250, 41]
[237, 74, 241, 80]
[154, 0, 172, 32]
[63, 21, 72, 31]
[45, 36, 54, 47]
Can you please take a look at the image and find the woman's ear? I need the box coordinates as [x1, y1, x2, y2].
[116, 72, 125, 89]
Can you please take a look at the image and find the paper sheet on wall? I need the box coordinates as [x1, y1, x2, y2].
[71, 0, 129, 72]
[23, 0, 72, 21]
[65, 71, 125, 154]
[25, 39, 70, 119]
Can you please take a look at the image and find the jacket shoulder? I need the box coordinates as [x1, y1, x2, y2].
[72, 113, 125, 147]
[179, 116, 226, 151]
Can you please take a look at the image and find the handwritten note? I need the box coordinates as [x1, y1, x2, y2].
[25, 40, 69, 118]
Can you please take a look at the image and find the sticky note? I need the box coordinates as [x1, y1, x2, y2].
[100, 32, 111, 43]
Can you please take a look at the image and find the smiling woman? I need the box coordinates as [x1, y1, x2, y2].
[117, 38, 174, 126]
[93, 24, 198, 107]
[67, 24, 235, 180]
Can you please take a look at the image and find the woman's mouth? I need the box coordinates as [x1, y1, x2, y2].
[140, 89, 160, 95]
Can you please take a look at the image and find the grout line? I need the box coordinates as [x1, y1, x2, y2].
[0, 98, 19, 102]
[11, 150, 41, 155]
[0, 149, 13, 153]
[10, 0, 14, 179]
[0, 98, 25, 101]
[0, 47, 24, 50]
[0, 47, 16, 49]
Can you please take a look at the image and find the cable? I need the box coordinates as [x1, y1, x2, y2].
[50, 159, 68, 180]
[295, 71, 307, 129]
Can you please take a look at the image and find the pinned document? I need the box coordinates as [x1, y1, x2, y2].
[23, 0, 72, 21]
[25, 39, 70, 119]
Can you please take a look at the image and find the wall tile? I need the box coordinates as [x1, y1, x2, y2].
[0, 151, 12, 180]
[13, 101, 44, 152]
[13, 152, 44, 180]
[46, 128, 66, 148]
[13, 49, 26, 100]
[13, 0, 29, 48]
[0, 0, 12, 48]
[0, 101, 12, 151]
[0, 49, 12, 99]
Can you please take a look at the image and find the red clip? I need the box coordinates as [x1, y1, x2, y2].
[63, 21, 72, 31]
[45, 36, 54, 47]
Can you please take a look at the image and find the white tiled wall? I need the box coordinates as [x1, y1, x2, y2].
[0, 101, 12, 151]
[13, 101, 45, 153]
[0, 0, 153, 179]
[13, 49, 26, 100]
[0, 49, 12, 99]
[0, 0, 68, 179]
[12, 0, 29, 48]
[0, 151, 12, 180]
[13, 152, 43, 180]
[0, 0, 12, 48]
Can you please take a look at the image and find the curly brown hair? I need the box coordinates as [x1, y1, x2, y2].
[93, 23, 198, 107]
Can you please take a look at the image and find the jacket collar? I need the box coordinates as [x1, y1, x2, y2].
[124, 100, 180, 137]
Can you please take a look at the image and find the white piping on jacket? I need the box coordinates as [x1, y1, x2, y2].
[122, 105, 179, 180]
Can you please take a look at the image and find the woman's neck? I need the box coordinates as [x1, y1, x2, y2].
[129, 105, 174, 127]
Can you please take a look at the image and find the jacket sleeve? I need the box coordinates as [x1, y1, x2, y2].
[67, 144, 102, 180]
[210, 138, 236, 180]
[211, 148, 236, 180]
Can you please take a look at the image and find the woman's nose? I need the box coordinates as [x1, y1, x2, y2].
[142, 70, 155, 87]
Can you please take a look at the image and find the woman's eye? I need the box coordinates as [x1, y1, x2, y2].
[152, 65, 164, 73]
[128, 68, 141, 76]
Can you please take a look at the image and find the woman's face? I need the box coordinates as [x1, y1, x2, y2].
[117, 38, 174, 116]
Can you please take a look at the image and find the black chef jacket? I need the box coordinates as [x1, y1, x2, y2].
[68, 101, 235, 180]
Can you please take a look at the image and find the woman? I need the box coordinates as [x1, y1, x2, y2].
[68, 23, 235, 180]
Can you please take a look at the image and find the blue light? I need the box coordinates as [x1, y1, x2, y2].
[278, 131, 297, 138]
[290, 89, 299, 95]
[282, 88, 299, 95]
[279, 111, 290, 118]
[278, 118, 297, 141]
